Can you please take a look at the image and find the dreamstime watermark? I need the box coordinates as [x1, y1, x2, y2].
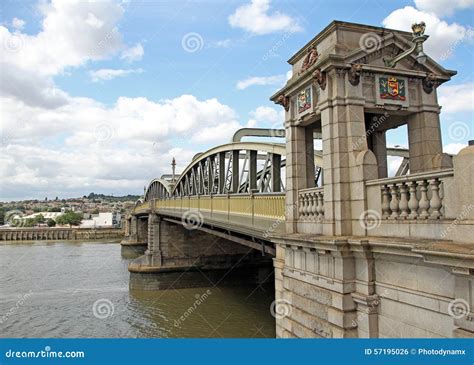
[3, 33, 24, 53]
[262, 203, 297, 239]
[359, 209, 382, 231]
[359, 32, 382, 53]
[0, 290, 33, 324]
[5, 346, 85, 359]
[181, 209, 204, 230]
[439, 28, 474, 60]
[94, 123, 114, 142]
[448, 121, 471, 142]
[1, 129, 12, 146]
[352, 112, 389, 150]
[269, 121, 285, 138]
[270, 299, 292, 319]
[351, 290, 388, 328]
[262, 29, 293, 62]
[174, 289, 212, 328]
[4, 210, 26, 228]
[181, 32, 204, 53]
[440, 204, 474, 239]
[92, 298, 114, 319]
[448, 298, 471, 319]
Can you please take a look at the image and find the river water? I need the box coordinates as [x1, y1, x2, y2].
[0, 241, 275, 338]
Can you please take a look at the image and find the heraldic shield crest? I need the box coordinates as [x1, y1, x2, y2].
[379, 76, 406, 101]
[376, 75, 408, 106]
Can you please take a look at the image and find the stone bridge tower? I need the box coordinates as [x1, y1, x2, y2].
[271, 21, 473, 338]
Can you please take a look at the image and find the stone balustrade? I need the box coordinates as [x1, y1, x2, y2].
[298, 187, 325, 221]
[367, 169, 454, 220]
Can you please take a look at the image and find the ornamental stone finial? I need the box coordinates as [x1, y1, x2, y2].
[412, 22, 426, 37]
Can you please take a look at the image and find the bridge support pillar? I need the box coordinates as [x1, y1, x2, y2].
[129, 216, 138, 242]
[129, 217, 273, 290]
[145, 214, 163, 266]
[120, 215, 148, 254]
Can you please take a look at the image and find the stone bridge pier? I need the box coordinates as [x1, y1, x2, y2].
[128, 214, 274, 290]
[120, 215, 149, 255]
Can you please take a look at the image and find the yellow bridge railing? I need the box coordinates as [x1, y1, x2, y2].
[133, 194, 286, 221]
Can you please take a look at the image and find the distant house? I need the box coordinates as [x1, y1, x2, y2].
[80, 212, 121, 228]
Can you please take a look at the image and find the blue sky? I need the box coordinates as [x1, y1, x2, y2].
[0, 0, 473, 200]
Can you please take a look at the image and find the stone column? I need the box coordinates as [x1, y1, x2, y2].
[137, 217, 148, 244]
[130, 215, 138, 242]
[285, 124, 312, 233]
[407, 111, 443, 173]
[146, 214, 162, 266]
[320, 68, 371, 236]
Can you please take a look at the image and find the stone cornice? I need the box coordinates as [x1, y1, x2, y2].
[270, 234, 474, 269]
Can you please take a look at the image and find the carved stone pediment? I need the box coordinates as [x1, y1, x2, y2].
[345, 33, 456, 80]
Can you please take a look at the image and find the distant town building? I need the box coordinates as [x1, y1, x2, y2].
[80, 212, 121, 228]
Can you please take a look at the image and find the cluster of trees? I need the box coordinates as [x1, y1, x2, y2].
[32, 207, 62, 213]
[22, 214, 47, 227]
[86, 192, 140, 202]
[55, 211, 83, 226]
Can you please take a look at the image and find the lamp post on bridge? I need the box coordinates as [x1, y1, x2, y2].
[171, 157, 176, 182]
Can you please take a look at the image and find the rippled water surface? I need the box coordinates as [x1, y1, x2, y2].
[0, 241, 275, 338]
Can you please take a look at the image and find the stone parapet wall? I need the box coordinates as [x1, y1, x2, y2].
[273, 236, 474, 338]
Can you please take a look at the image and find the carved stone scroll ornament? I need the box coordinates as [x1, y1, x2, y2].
[275, 94, 290, 112]
[312, 69, 326, 90]
[299, 46, 319, 74]
[348, 63, 363, 86]
[422, 73, 437, 94]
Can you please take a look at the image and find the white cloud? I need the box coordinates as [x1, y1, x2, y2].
[414, 0, 474, 17]
[0, 63, 69, 109]
[121, 43, 144, 63]
[228, 0, 302, 35]
[89, 68, 143, 82]
[215, 39, 232, 48]
[383, 6, 469, 60]
[0, 0, 124, 76]
[0, 93, 245, 200]
[438, 82, 474, 113]
[245, 106, 284, 130]
[0, 1, 243, 200]
[443, 143, 468, 154]
[250, 106, 283, 123]
[11, 17, 25, 30]
[236, 74, 286, 90]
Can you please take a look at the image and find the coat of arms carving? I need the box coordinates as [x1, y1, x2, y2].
[375, 75, 409, 107]
[297, 86, 312, 114]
